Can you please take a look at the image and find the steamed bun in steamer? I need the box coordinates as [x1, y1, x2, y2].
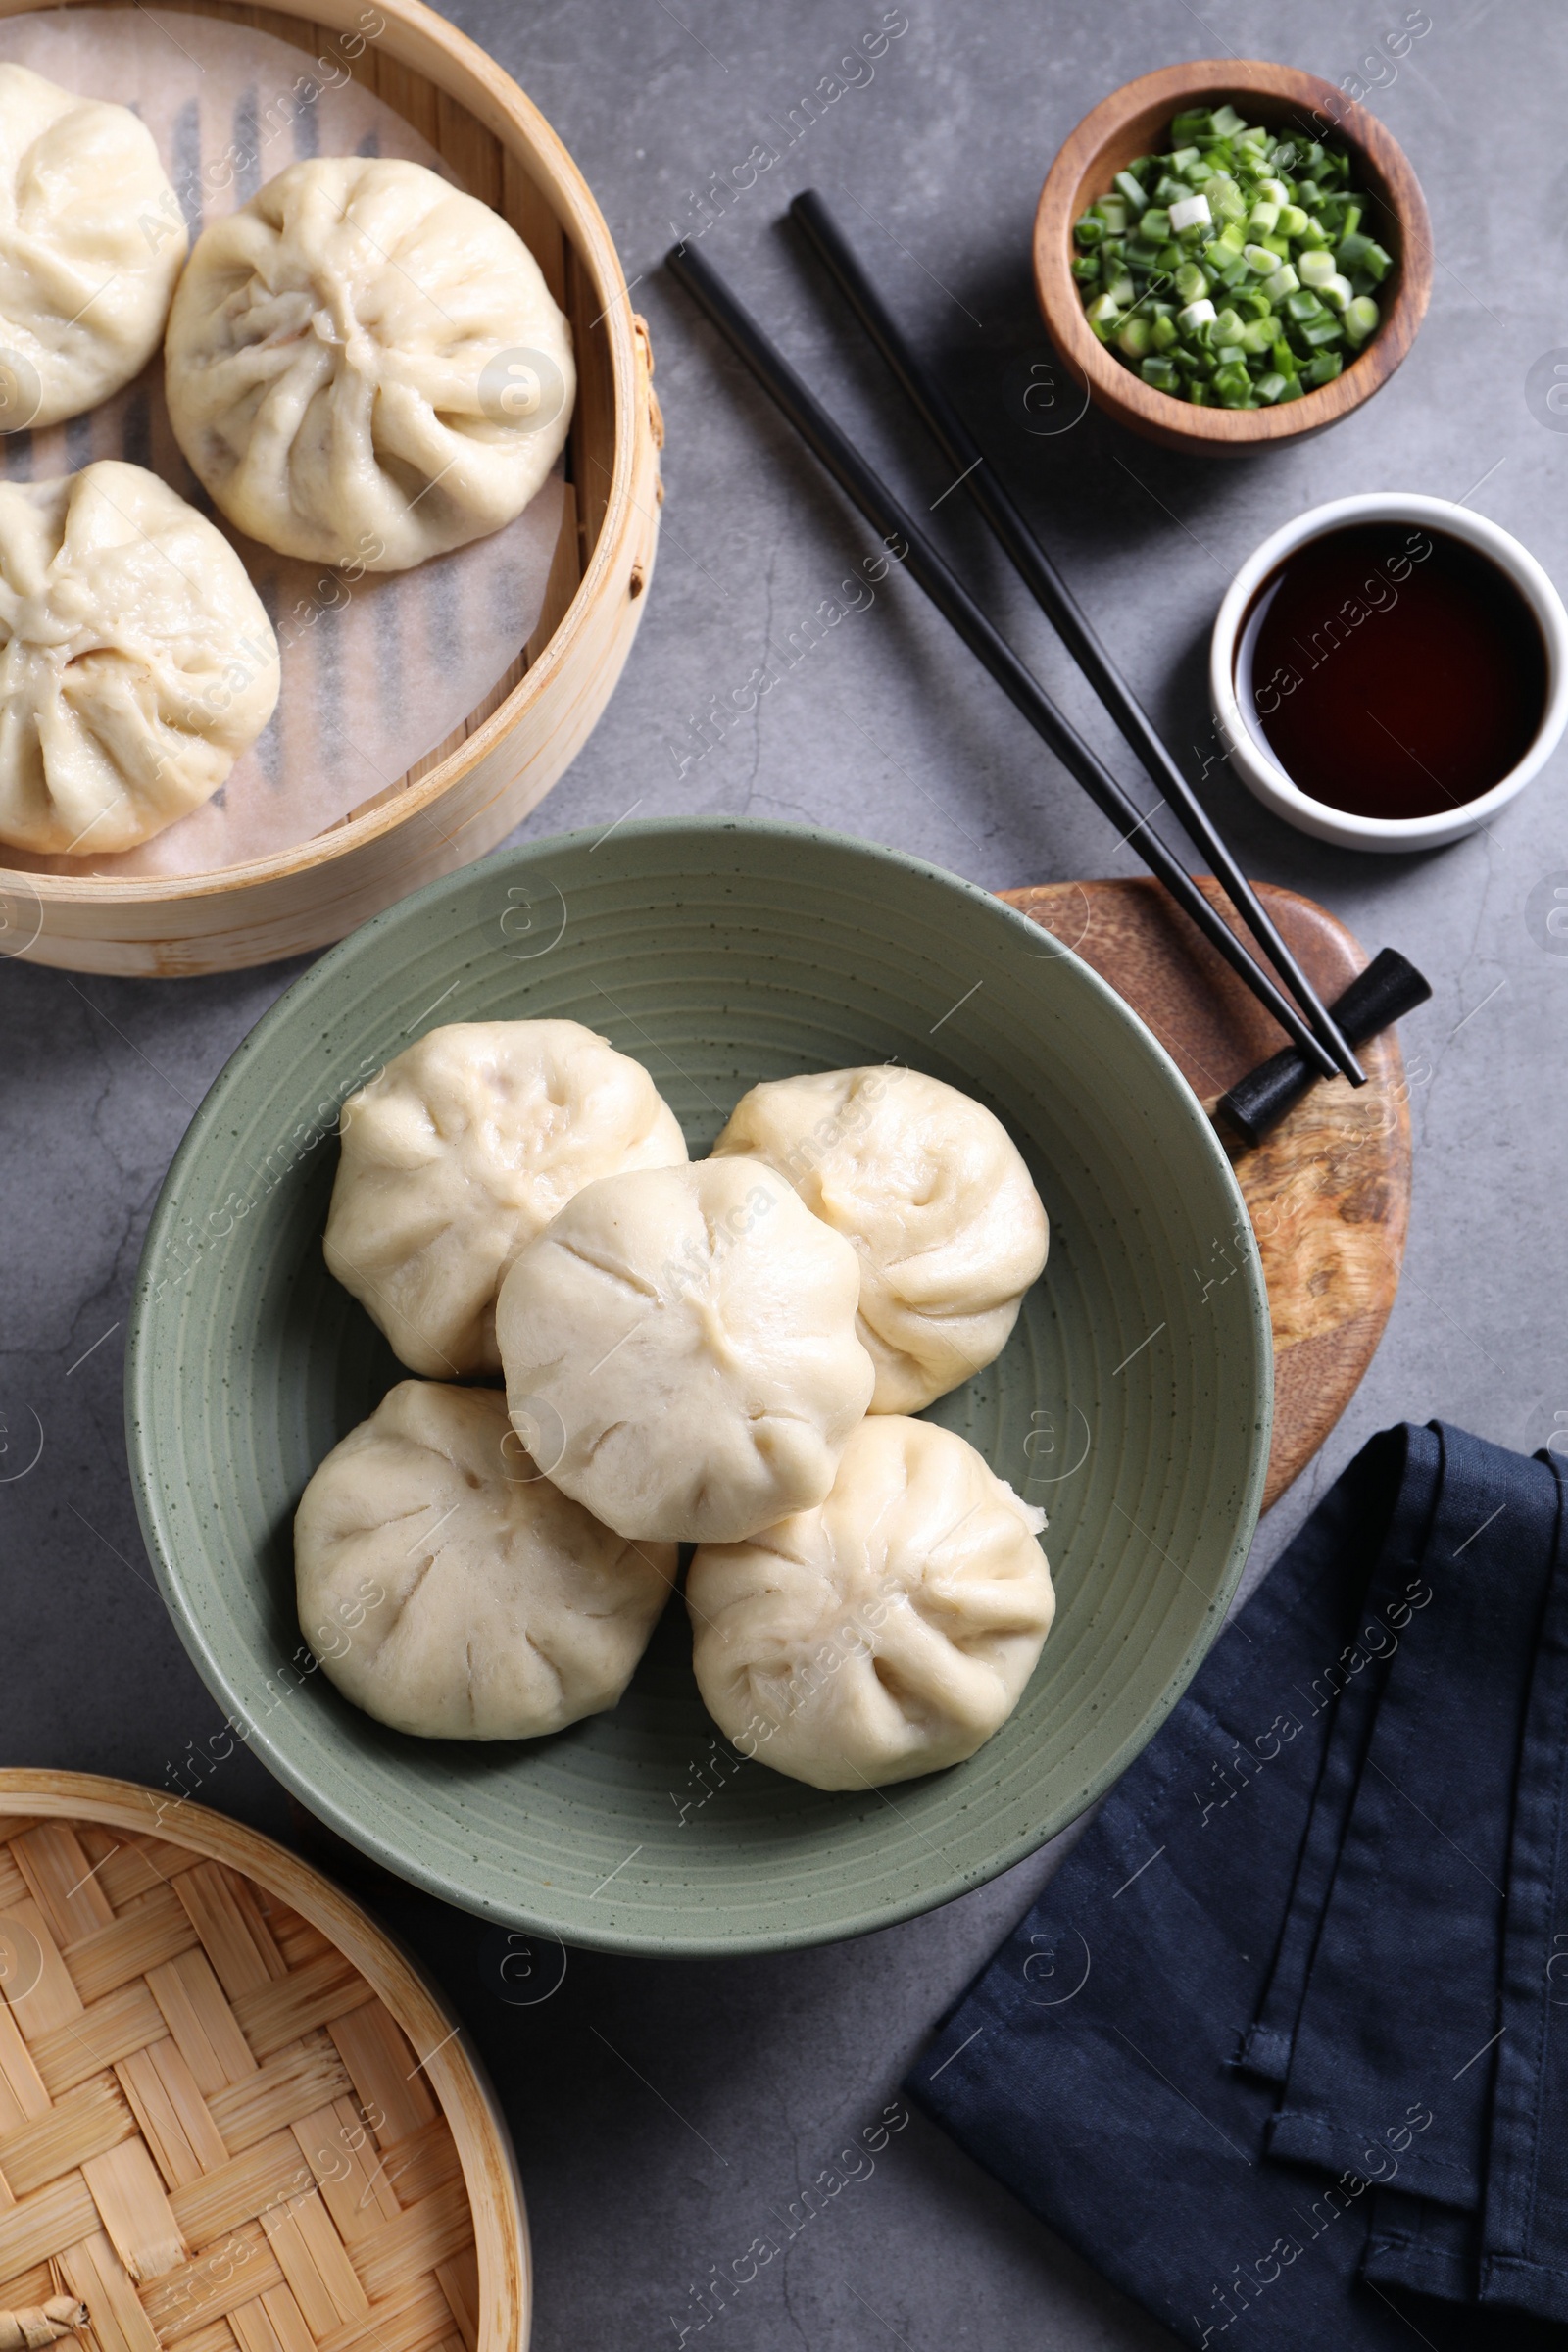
[323, 1019, 688, 1380]
[712, 1065, 1048, 1412]
[687, 1415, 1055, 1788]
[295, 1381, 675, 1740]
[0, 462, 279, 855]
[495, 1158, 875, 1544]
[0, 64, 187, 430]
[164, 156, 576, 571]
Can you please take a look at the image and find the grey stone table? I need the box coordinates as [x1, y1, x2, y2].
[2, 2, 1563, 2344]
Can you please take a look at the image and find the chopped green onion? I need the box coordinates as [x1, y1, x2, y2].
[1075, 103, 1383, 407]
[1168, 191, 1212, 233]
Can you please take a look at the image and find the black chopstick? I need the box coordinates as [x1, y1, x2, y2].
[789, 188, 1366, 1092]
[665, 235, 1343, 1083]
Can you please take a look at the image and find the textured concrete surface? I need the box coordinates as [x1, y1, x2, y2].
[1, 3, 1564, 2346]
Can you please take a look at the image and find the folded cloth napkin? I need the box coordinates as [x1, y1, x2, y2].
[906, 1424, 1568, 2349]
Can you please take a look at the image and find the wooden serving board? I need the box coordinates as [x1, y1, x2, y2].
[1000, 878, 1412, 1512]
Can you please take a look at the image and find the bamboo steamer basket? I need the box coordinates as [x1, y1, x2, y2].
[0, 0, 662, 978]
[0, 1771, 530, 2352]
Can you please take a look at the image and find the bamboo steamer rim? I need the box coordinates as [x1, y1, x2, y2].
[0, 0, 644, 911]
[0, 1765, 531, 2351]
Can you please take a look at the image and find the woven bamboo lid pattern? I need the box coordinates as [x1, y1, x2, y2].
[0, 1780, 526, 2352]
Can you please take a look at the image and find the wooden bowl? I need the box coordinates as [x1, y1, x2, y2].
[1, 0, 662, 977]
[1033, 59, 1433, 456]
[0, 1769, 530, 2351]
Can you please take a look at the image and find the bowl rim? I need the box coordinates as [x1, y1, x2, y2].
[124, 815, 1273, 1956]
[1032, 56, 1433, 452]
[1209, 492, 1568, 849]
[0, 0, 648, 912]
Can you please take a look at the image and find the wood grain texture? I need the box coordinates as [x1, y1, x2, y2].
[0, 1779, 529, 2352]
[1000, 877, 1411, 1509]
[0, 0, 662, 976]
[1032, 58, 1433, 455]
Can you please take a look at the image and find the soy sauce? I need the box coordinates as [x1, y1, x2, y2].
[1237, 522, 1546, 820]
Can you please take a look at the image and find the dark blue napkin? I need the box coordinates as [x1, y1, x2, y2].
[907, 1424, 1568, 2348]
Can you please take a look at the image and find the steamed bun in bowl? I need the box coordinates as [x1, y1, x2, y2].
[495, 1158, 875, 1544]
[323, 1019, 688, 1380]
[687, 1415, 1055, 1789]
[294, 1380, 676, 1740]
[712, 1065, 1048, 1412]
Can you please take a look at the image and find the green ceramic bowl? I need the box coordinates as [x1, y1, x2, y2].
[126, 820, 1270, 1956]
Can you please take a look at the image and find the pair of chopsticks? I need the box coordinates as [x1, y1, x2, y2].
[665, 195, 1365, 1091]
